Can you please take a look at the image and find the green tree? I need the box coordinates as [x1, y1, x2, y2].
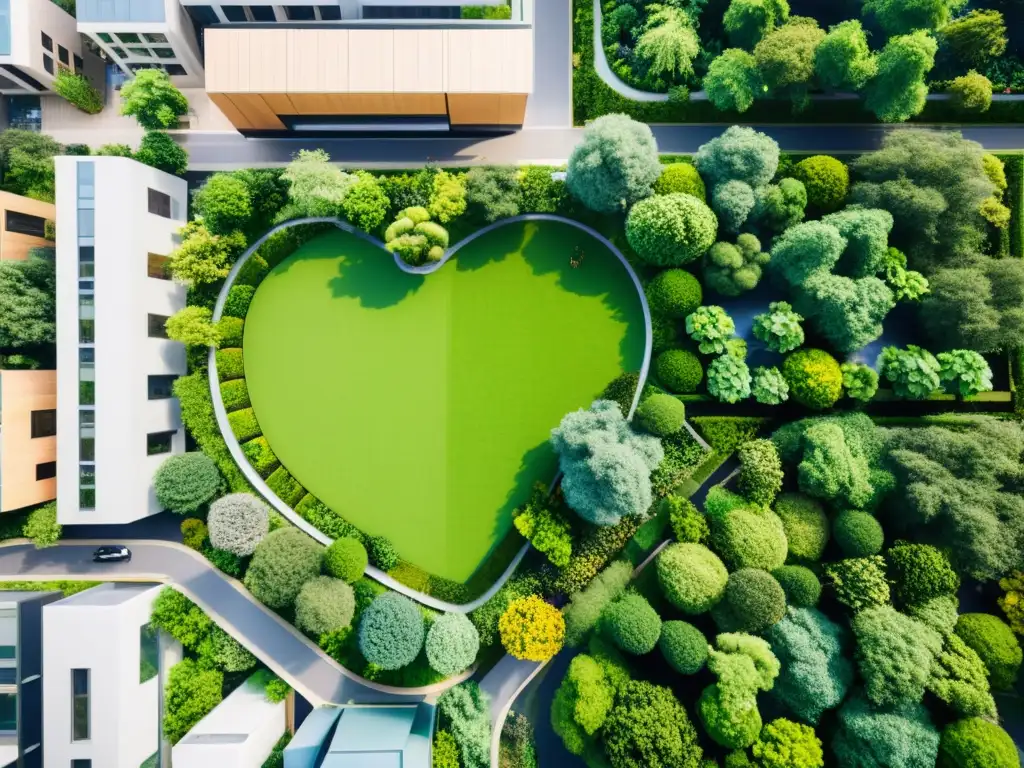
[0, 255, 55, 355]
[814, 20, 877, 91]
[937, 350, 993, 398]
[877, 345, 941, 399]
[796, 272, 894, 353]
[780, 349, 844, 409]
[604, 593, 662, 655]
[753, 366, 790, 405]
[940, 9, 1007, 66]
[0, 130, 62, 202]
[928, 633, 997, 719]
[770, 220, 846, 285]
[704, 236, 769, 296]
[949, 70, 993, 113]
[603, 680, 704, 768]
[294, 576, 355, 637]
[752, 302, 804, 353]
[24, 503, 61, 548]
[792, 155, 849, 212]
[754, 18, 825, 105]
[863, 0, 959, 35]
[169, 221, 246, 286]
[636, 6, 700, 80]
[686, 305, 736, 354]
[704, 49, 762, 113]
[243, 528, 324, 609]
[120, 69, 189, 129]
[737, 439, 784, 506]
[752, 718, 823, 768]
[864, 31, 938, 123]
[342, 172, 389, 232]
[708, 355, 753, 404]
[694, 125, 779, 189]
[723, 0, 790, 49]
[279, 149, 355, 219]
[841, 363, 878, 401]
[832, 693, 939, 768]
[134, 131, 188, 176]
[938, 718, 1018, 768]
[822, 207, 894, 277]
[566, 114, 661, 213]
[425, 613, 479, 676]
[150, 587, 212, 650]
[921, 261, 1024, 352]
[699, 633, 780, 749]
[551, 653, 615, 755]
[754, 178, 807, 232]
[712, 180, 756, 233]
[193, 174, 252, 235]
[626, 193, 718, 267]
[635, 393, 685, 437]
[163, 659, 222, 744]
[154, 452, 224, 514]
[53, 69, 103, 114]
[854, 605, 943, 707]
[165, 306, 220, 347]
[563, 560, 633, 646]
[465, 166, 521, 222]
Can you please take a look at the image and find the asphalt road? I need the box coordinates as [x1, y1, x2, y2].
[0, 541, 421, 708]
[179, 124, 1024, 170]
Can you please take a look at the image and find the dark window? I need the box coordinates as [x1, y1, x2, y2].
[147, 314, 169, 339]
[153, 48, 174, 59]
[318, 5, 341, 19]
[185, 5, 219, 25]
[97, 33, 113, 43]
[164, 64, 186, 77]
[127, 46, 150, 58]
[80, 246, 94, 278]
[30, 409, 56, 438]
[147, 188, 171, 218]
[72, 669, 89, 740]
[111, 46, 126, 58]
[5, 211, 47, 238]
[250, 5, 275, 21]
[77, 208, 94, 238]
[73, 54, 83, 71]
[43, 55, 53, 75]
[222, 5, 247, 21]
[72, 761, 92, 768]
[0, 647, 14, 660]
[41, 32, 52, 51]
[116, 32, 140, 44]
[58, 45, 69, 65]
[0, 66, 45, 91]
[146, 431, 175, 455]
[362, 5, 460, 17]
[143, 33, 167, 44]
[35, 461, 56, 481]
[79, 488, 95, 509]
[285, 5, 316, 20]
[139, 625, 159, 683]
[147, 253, 170, 279]
[148, 374, 177, 400]
[0, 694, 14, 732]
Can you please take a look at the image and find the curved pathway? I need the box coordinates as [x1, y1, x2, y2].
[0, 540, 473, 707]
[209, 214, 653, 614]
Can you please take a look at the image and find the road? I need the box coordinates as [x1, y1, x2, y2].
[0, 541, 425, 708]
[178, 125, 1024, 170]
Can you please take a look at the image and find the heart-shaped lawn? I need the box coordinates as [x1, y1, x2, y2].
[243, 219, 646, 583]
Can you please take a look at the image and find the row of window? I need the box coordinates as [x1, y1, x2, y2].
[40, 32, 83, 73]
[77, 164, 95, 512]
[78, 247, 172, 283]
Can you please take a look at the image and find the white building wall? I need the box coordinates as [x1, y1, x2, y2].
[55, 156, 187, 526]
[2, 0, 82, 93]
[42, 584, 167, 768]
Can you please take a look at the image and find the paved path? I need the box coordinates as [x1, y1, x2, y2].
[524, 0, 572, 127]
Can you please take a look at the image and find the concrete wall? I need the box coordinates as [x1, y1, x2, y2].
[2, 0, 81, 92]
[0, 371, 57, 514]
[0, 192, 54, 262]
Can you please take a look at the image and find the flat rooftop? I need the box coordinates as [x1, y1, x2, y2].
[51, 582, 158, 607]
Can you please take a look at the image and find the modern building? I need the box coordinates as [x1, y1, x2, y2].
[0, 0, 86, 95]
[0, 193, 54, 263]
[178, 0, 520, 24]
[284, 703, 435, 768]
[0, 371, 57, 514]
[54, 156, 187, 526]
[42, 583, 182, 768]
[172, 671, 287, 768]
[0, 590, 62, 768]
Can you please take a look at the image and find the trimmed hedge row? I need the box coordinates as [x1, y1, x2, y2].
[997, 153, 1023, 259]
[228, 408, 261, 442]
[220, 379, 250, 412]
[217, 348, 244, 382]
[242, 436, 279, 477]
[266, 465, 307, 508]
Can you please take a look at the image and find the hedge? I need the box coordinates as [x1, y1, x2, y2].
[266, 466, 307, 508]
[228, 407, 261, 442]
[216, 348, 244, 382]
[295, 495, 365, 543]
[220, 379, 250, 412]
[218, 316, 244, 347]
[174, 374, 253, 494]
[690, 417, 768, 454]
[997, 153, 1023, 259]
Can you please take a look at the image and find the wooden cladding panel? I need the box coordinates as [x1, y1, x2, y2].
[448, 93, 527, 125]
[208, 92, 253, 130]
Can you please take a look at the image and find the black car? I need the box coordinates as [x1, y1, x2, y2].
[93, 545, 131, 563]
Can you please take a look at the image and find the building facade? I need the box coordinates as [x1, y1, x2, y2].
[0, 371, 57, 514]
[0, 0, 86, 95]
[0, 193, 54, 263]
[54, 156, 187, 526]
[42, 583, 181, 768]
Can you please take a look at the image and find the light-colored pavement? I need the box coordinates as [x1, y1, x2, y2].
[524, 0, 572, 127]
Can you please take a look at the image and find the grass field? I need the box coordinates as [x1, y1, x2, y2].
[243, 220, 646, 582]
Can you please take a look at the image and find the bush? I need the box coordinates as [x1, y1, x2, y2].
[853, 605, 943, 707]
[635, 393, 685, 437]
[519, 165, 567, 213]
[604, 593, 661, 655]
[294, 576, 355, 637]
[712, 568, 788, 633]
[666, 495, 709, 544]
[224, 285, 255, 318]
[341, 172, 389, 232]
[833, 692, 939, 768]
[659, 620, 707, 674]
[228, 408, 260, 442]
[707, 355, 752, 404]
[323, 537, 368, 583]
[645, 269, 703, 318]
[833, 510, 884, 557]
[938, 718, 1019, 768]
[878, 345, 941, 399]
[841, 362, 879, 402]
[367, 535, 400, 571]
[53, 69, 103, 114]
[216, 348, 244, 382]
[24, 504, 61, 548]
[426, 613, 480, 676]
[955, 614, 1023, 691]
[243, 528, 324, 609]
[792, 156, 849, 213]
[207, 493, 269, 556]
[887, 542, 960, 607]
[782, 349, 843, 410]
[657, 543, 728, 614]
[154, 453, 224, 515]
[499, 595, 564, 661]
[774, 493, 828, 562]
[203, 545, 245, 577]
[181, 518, 207, 551]
[563, 560, 633, 647]
[551, 651, 615, 756]
[437, 682, 491, 768]
[163, 659, 222, 744]
[220, 379, 250, 412]
[603, 680, 703, 768]
[695, 125, 780, 189]
[566, 114, 661, 213]
[998, 571, 1024, 635]
[950, 71, 993, 113]
[752, 718, 824, 768]
[358, 592, 424, 670]
[626, 193, 718, 267]
[825, 556, 891, 612]
[265, 466, 305, 508]
[655, 349, 704, 394]
[655, 162, 706, 200]
[700, 633, 780, 750]
[753, 366, 790, 405]
[772, 565, 821, 607]
[737, 439, 783, 507]
[218, 316, 243, 347]
[203, 624, 256, 672]
[434, 730, 460, 768]
[241, 437, 279, 477]
[193, 174, 252, 235]
[710, 507, 788, 571]
[686, 305, 736, 355]
[135, 130, 188, 176]
[466, 166, 521, 223]
[753, 301, 804, 354]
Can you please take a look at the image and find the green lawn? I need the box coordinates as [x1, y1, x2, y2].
[243, 220, 646, 582]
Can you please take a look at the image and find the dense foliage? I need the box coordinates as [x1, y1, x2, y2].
[243, 528, 324, 609]
[358, 593, 425, 670]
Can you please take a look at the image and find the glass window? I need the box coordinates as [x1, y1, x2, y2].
[147, 189, 171, 218]
[41, 32, 52, 51]
[153, 48, 175, 59]
[147, 314, 169, 339]
[77, 209, 94, 238]
[35, 461, 56, 481]
[79, 246, 94, 278]
[164, 64, 186, 77]
[72, 669, 89, 741]
[285, 5, 316, 20]
[148, 375, 177, 400]
[30, 409, 57, 438]
[127, 47, 151, 58]
[43, 55, 53, 75]
[72, 761, 92, 768]
[79, 464, 95, 486]
[0, 693, 15, 732]
[0, 647, 14, 660]
[111, 46, 126, 58]
[0, 0, 10, 57]
[222, 5, 247, 22]
[185, 5, 219, 24]
[116, 32, 141, 44]
[79, 296, 94, 343]
[74, 54, 83, 71]
[79, 488, 95, 509]
[142, 33, 167, 44]
[139, 624, 159, 683]
[318, 5, 342, 20]
[58, 45, 69, 65]
[80, 412, 95, 461]
[250, 5, 275, 21]
[146, 431, 175, 455]
[97, 33, 113, 43]
[5, 211, 47, 238]
[147, 253, 170, 279]
[77, 161, 94, 198]
[79, 353, 95, 406]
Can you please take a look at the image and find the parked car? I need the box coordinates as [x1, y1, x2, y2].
[93, 545, 131, 563]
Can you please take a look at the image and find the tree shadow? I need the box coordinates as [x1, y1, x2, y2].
[487, 439, 559, 546]
[314, 233, 425, 309]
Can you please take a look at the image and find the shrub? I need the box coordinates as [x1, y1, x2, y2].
[950, 71, 993, 113]
[700, 633, 780, 749]
[833, 692, 939, 768]
[655, 162, 706, 199]
[655, 349, 704, 394]
[216, 348, 244, 382]
[150, 588, 211, 650]
[243, 528, 324, 609]
[163, 659, 222, 744]
[659, 620, 707, 674]
[217, 316, 244, 348]
[712, 180, 757, 233]
[853, 605, 943, 707]
[737, 439, 783, 507]
[841, 362, 879, 401]
[752, 366, 789, 405]
[782, 350, 843, 410]
[119, 68, 188, 129]
[242, 437, 279, 477]
[154, 453, 223, 515]
[551, 652, 616, 755]
[563, 560, 633, 647]
[955, 614, 1023, 691]
[710, 507, 788, 571]
[603, 593, 661, 655]
[565, 114, 661, 213]
[24, 504, 61, 548]
[645, 269, 703, 318]
[220, 379, 250, 412]
[341, 172, 389, 232]
[207, 493, 269, 556]
[666, 495, 709, 544]
[294, 576, 355, 637]
[685, 305, 735, 355]
[712, 569, 788, 634]
[265, 466, 305, 508]
[938, 350, 994, 399]
[887, 542, 960, 607]
[53, 69, 103, 114]
[929, 632, 997, 720]
[203, 625, 256, 672]
[367, 535, 399, 571]
[772, 565, 821, 607]
[228, 408, 260, 442]
[437, 682, 491, 768]
[825, 556, 891, 612]
[465, 166, 521, 222]
[707, 355, 752, 404]
[635, 393, 685, 437]
[998, 571, 1024, 635]
[695, 125, 780, 188]
[877, 344, 941, 400]
[938, 718, 1019, 768]
[358, 593, 424, 670]
[434, 730, 459, 768]
[792, 155, 849, 213]
[203, 545, 245, 577]
[181, 518, 207, 551]
[833, 510, 884, 557]
[426, 613, 480, 676]
[774, 493, 828, 562]
[224, 285, 255, 318]
[626, 193, 718, 267]
[519, 165, 567, 213]
[753, 301, 804, 354]
[166, 305, 220, 347]
[657, 543, 728, 614]
[602, 680, 703, 768]
[135, 130, 188, 176]
[513, 488, 572, 568]
[470, 572, 543, 647]
[193, 174, 252, 235]
[499, 596, 564, 661]
[752, 718, 824, 768]
[323, 537, 368, 583]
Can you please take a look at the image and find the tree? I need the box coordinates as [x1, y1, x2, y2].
[863, 0, 958, 35]
[738, 439, 784, 506]
[551, 653, 616, 755]
[0, 255, 55, 355]
[465, 166, 521, 222]
[880, 247, 930, 301]
[887, 542, 959, 607]
[655, 349, 704, 394]
[53, 69, 103, 114]
[657, 543, 729, 614]
[193, 174, 252, 235]
[815, 20, 877, 91]
[635, 393, 685, 437]
[602, 680, 703, 768]
[704, 49, 762, 113]
[654, 163, 706, 199]
[426, 613, 479, 676]
[853, 605, 943, 707]
[753, 302, 804, 353]
[151, 588, 212, 650]
[770, 220, 846, 285]
[120, 69, 189, 128]
[938, 718, 1018, 768]
[705, 235, 769, 297]
[636, 6, 700, 80]
[833, 510, 884, 557]
[954, 613, 1022, 691]
[243, 528, 324, 609]
[438, 682, 491, 768]
[323, 537, 368, 583]
[685, 305, 736, 354]
[645, 269, 703, 318]
[294, 576, 355, 638]
[781, 415, 883, 508]
[0, 130, 62, 202]
[499, 595, 564, 661]
[928, 633, 997, 720]
[604, 593, 662, 655]
[279, 149, 355, 219]
[165, 306, 220, 347]
[950, 71, 993, 113]
[832, 692, 940, 768]
[940, 9, 1007, 66]
[781, 349, 843, 409]
[921, 260, 1024, 352]
[566, 114, 661, 213]
[752, 719, 823, 768]
[822, 207, 894, 277]
[753, 19, 826, 104]
[341, 172, 389, 232]
[795, 272, 894, 353]
[626, 192, 718, 268]
[723, 0, 790, 48]
[207, 493, 270, 556]
[563, 560, 633, 646]
[754, 178, 807, 232]
[708, 355, 753, 404]
[169, 222, 246, 286]
[775, 493, 829, 562]
[792, 155, 849, 212]
[699, 633, 780, 749]
[163, 659, 222, 744]
[134, 131, 188, 176]
[154, 452, 223, 514]
[712, 180, 757, 232]
[24, 503, 61, 548]
[711, 568, 788, 633]
[426, 170, 467, 223]
[695, 126, 780, 189]
[937, 350, 993, 398]
[864, 31, 938, 123]
[550, 400, 664, 526]
[358, 592, 424, 669]
[660, 621, 708, 675]
[877, 345, 941, 399]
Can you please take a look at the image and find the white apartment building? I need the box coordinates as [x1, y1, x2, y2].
[177, 0, 514, 23]
[54, 156, 187, 526]
[0, 0, 86, 94]
[42, 583, 182, 768]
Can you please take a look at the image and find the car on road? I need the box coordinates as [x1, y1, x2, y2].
[93, 545, 131, 563]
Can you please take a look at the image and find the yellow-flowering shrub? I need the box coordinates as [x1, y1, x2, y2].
[499, 595, 565, 661]
[998, 571, 1024, 634]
